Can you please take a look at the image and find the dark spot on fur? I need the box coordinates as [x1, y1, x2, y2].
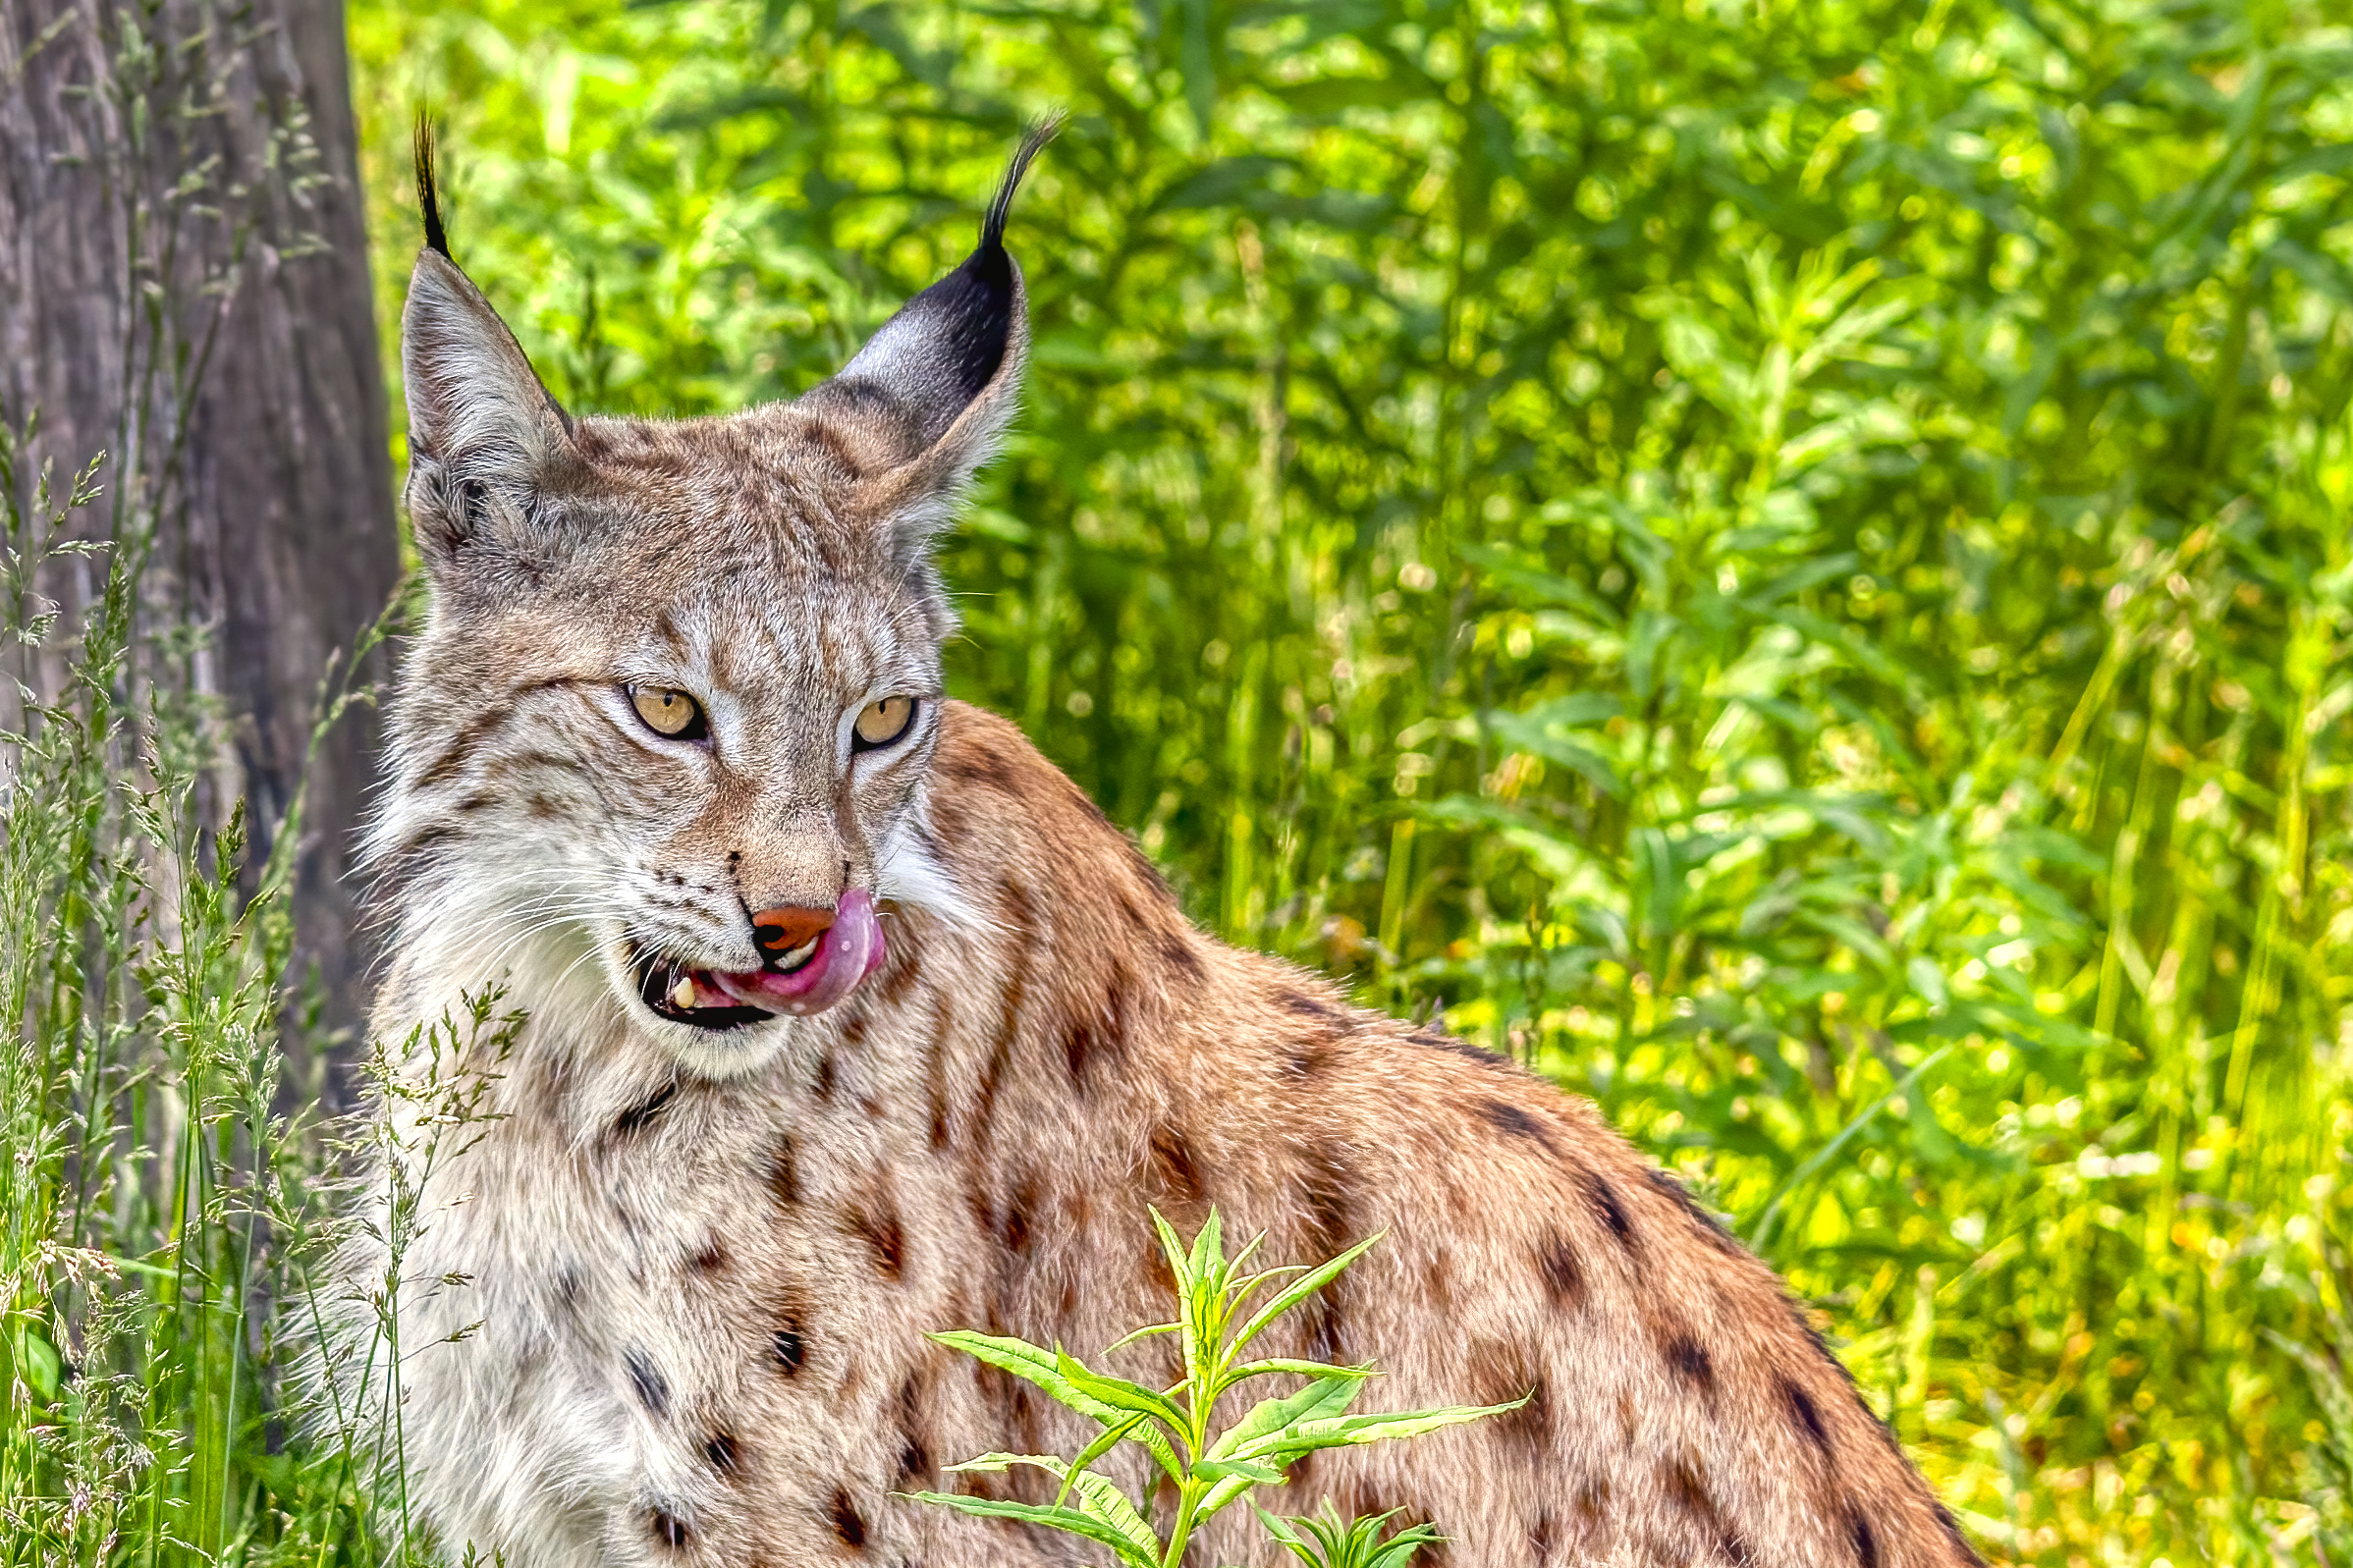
[389, 823, 461, 865]
[552, 1270, 585, 1321]
[940, 746, 1019, 794]
[925, 991, 956, 1151]
[1852, 1510, 1881, 1568]
[765, 1136, 800, 1207]
[1064, 967, 1131, 1089]
[813, 1053, 837, 1104]
[1665, 1457, 1707, 1512]
[415, 703, 516, 790]
[1286, 1034, 1332, 1080]
[1296, 1145, 1357, 1363]
[691, 1235, 731, 1274]
[626, 1348, 669, 1417]
[1663, 1456, 1738, 1549]
[807, 418, 869, 481]
[705, 1431, 740, 1477]
[1645, 1165, 1744, 1256]
[1477, 1098, 1556, 1153]
[650, 1508, 690, 1546]
[1933, 1500, 1980, 1562]
[895, 1376, 936, 1484]
[1530, 1511, 1560, 1564]
[614, 1078, 679, 1138]
[1482, 1357, 1550, 1453]
[969, 881, 1035, 1149]
[1149, 1123, 1205, 1206]
[1783, 1375, 1832, 1456]
[1000, 1169, 1039, 1255]
[773, 1325, 806, 1374]
[1157, 929, 1204, 982]
[831, 1487, 867, 1548]
[840, 1010, 869, 1048]
[873, 942, 922, 1007]
[848, 1200, 905, 1280]
[1782, 1297, 1924, 1476]
[1537, 1233, 1585, 1309]
[1280, 988, 1345, 1024]
[1416, 1031, 1509, 1068]
[1583, 1169, 1634, 1250]
[1666, 1333, 1714, 1392]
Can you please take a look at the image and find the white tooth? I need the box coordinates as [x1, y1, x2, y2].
[670, 975, 696, 1010]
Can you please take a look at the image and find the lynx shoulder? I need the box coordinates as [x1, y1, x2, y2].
[333, 124, 1982, 1568]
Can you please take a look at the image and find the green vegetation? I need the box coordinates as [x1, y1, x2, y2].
[1, 0, 2346, 1563]
[343, 0, 2353, 1559]
[909, 1210, 1510, 1567]
[0, 428, 386, 1562]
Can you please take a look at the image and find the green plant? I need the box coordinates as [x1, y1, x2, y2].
[905, 1209, 1514, 1568]
[1255, 1500, 1447, 1568]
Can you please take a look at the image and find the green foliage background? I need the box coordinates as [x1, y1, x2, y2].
[340, 0, 2353, 1559]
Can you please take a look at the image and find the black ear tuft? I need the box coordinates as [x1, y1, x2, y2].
[813, 116, 1061, 457]
[413, 112, 450, 259]
[983, 113, 1064, 259]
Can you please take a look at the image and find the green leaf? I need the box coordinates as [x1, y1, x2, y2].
[13, 1322, 61, 1403]
[927, 1331, 1184, 1483]
[1151, 157, 1290, 213]
[1053, 1413, 1149, 1510]
[1231, 1399, 1526, 1464]
[900, 1491, 1160, 1568]
[1053, 1345, 1193, 1438]
[1194, 1455, 1286, 1484]
[1229, 1233, 1383, 1359]
[1228, 1358, 1376, 1381]
[1102, 1320, 1181, 1354]
[1208, 1374, 1367, 1460]
[942, 1451, 1068, 1474]
[1063, 1469, 1164, 1562]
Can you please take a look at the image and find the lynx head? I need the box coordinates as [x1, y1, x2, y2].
[369, 122, 1056, 1079]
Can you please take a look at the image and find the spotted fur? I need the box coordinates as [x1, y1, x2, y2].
[332, 132, 1982, 1568]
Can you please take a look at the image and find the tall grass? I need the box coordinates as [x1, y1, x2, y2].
[0, 402, 411, 1564]
[344, 0, 2353, 1559]
[0, 4, 406, 1562]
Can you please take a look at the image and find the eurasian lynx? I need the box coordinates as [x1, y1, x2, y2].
[337, 125, 1982, 1568]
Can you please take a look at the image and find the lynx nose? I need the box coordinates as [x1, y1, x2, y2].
[751, 904, 835, 963]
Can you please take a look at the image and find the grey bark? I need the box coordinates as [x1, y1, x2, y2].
[0, 0, 400, 1061]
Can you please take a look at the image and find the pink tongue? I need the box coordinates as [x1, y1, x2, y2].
[710, 890, 886, 1017]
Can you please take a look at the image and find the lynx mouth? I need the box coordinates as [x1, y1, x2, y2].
[628, 890, 888, 1032]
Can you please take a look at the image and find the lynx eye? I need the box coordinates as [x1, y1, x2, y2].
[853, 695, 916, 752]
[629, 685, 707, 741]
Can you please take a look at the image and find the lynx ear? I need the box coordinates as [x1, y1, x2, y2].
[798, 118, 1061, 559]
[400, 121, 575, 579]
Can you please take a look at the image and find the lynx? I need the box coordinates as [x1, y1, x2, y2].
[338, 124, 1983, 1568]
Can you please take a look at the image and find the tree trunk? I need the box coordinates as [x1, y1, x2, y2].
[0, 0, 399, 1067]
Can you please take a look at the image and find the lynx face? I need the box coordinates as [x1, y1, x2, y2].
[368, 138, 1046, 1079]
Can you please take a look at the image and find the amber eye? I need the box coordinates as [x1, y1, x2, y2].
[852, 695, 916, 752]
[629, 685, 707, 740]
